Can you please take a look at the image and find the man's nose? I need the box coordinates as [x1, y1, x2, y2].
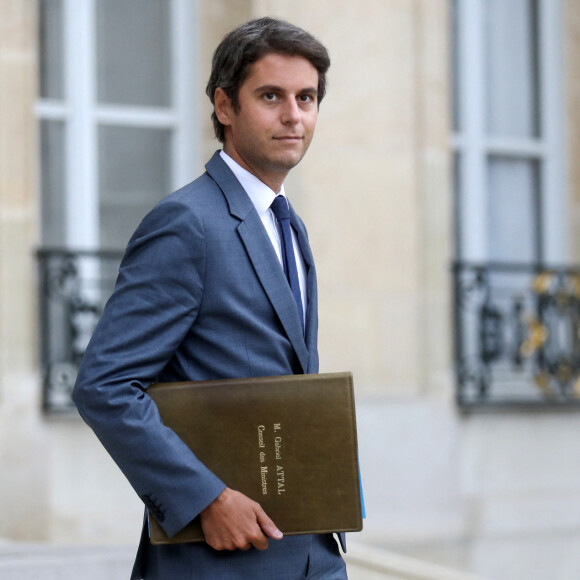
[281, 98, 301, 124]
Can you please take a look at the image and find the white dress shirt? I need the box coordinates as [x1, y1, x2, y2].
[219, 151, 307, 321]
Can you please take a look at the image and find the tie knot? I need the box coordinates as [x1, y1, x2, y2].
[270, 195, 290, 221]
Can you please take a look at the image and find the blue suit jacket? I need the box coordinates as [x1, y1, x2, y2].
[73, 152, 341, 579]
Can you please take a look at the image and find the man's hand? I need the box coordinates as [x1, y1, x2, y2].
[200, 487, 283, 551]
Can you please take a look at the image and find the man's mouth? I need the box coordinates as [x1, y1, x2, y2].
[274, 135, 303, 140]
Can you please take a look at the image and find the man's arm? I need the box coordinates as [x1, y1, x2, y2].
[74, 198, 226, 539]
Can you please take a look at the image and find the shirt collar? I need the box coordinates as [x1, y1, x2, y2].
[219, 150, 286, 216]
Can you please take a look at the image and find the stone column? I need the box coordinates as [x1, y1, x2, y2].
[0, 0, 49, 540]
[249, 0, 453, 398]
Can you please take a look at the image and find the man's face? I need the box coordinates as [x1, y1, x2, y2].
[215, 53, 319, 192]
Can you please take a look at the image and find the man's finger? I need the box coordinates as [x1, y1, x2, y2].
[249, 532, 269, 551]
[254, 506, 283, 540]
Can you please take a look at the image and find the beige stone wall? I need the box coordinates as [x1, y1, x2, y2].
[3, 5, 580, 579]
[227, 0, 454, 397]
[566, 0, 580, 261]
[0, 0, 37, 389]
[0, 0, 50, 540]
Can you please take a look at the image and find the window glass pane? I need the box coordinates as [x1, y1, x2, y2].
[96, 0, 171, 107]
[40, 120, 67, 246]
[487, 157, 540, 261]
[38, 0, 64, 100]
[485, 0, 540, 138]
[98, 126, 172, 249]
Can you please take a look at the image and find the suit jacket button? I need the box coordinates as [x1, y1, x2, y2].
[142, 494, 165, 522]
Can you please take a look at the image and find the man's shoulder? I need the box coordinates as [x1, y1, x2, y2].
[164, 171, 222, 209]
[142, 171, 232, 230]
[126, 171, 226, 246]
[165, 150, 230, 205]
[145, 151, 251, 227]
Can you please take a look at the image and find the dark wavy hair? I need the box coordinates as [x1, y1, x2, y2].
[206, 17, 331, 143]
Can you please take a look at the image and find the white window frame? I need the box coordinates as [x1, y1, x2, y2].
[452, 0, 567, 264]
[36, 0, 199, 250]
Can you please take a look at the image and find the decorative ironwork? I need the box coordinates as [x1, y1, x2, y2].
[454, 261, 580, 409]
[37, 249, 124, 413]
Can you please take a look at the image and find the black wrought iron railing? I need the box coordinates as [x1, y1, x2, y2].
[37, 248, 124, 413]
[454, 261, 580, 409]
[39, 253, 580, 413]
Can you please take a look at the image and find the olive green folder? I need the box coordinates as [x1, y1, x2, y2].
[147, 371, 363, 545]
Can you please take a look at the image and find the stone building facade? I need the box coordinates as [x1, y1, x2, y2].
[2, 1, 580, 579]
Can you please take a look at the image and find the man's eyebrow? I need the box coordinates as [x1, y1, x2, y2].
[254, 84, 318, 95]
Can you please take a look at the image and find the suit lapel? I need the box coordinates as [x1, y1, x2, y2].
[237, 216, 309, 373]
[205, 153, 310, 373]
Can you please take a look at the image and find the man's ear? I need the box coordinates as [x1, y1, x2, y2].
[214, 88, 234, 126]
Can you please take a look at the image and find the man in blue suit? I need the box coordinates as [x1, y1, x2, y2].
[73, 17, 347, 579]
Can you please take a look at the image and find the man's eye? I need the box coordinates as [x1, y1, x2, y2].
[263, 93, 277, 101]
[299, 94, 314, 103]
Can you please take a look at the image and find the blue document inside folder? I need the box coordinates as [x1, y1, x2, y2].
[359, 461, 366, 519]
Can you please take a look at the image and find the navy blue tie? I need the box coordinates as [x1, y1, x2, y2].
[270, 196, 304, 331]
